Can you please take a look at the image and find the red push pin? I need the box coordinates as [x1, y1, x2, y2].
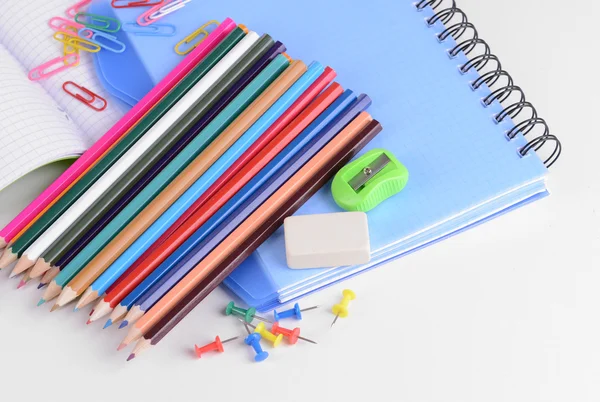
[271, 322, 317, 345]
[194, 335, 239, 358]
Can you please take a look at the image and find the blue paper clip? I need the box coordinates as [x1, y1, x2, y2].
[122, 22, 177, 37]
[79, 28, 126, 53]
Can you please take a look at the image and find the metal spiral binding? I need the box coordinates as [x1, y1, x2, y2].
[416, 0, 561, 167]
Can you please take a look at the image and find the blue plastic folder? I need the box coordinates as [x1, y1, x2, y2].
[183, 0, 561, 311]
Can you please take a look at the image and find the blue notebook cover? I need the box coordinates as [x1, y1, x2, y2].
[203, 0, 558, 310]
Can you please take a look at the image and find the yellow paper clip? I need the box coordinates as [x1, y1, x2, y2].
[53, 31, 101, 53]
[174, 20, 220, 56]
[63, 42, 80, 66]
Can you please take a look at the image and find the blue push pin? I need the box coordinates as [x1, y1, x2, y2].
[273, 303, 318, 321]
[243, 322, 269, 362]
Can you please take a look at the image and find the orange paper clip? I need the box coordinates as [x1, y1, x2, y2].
[28, 55, 80, 81]
[63, 81, 107, 111]
[66, 0, 92, 18]
[112, 0, 162, 7]
[174, 20, 219, 55]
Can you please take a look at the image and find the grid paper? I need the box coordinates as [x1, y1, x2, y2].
[0, 0, 124, 188]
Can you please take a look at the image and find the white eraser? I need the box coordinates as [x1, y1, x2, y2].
[283, 212, 370, 269]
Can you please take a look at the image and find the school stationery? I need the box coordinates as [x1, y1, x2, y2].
[218, 0, 561, 310]
[31, 34, 275, 279]
[120, 92, 369, 328]
[121, 113, 380, 351]
[90, 69, 337, 325]
[50, 55, 300, 309]
[76, 61, 319, 310]
[52, 41, 286, 277]
[4, 28, 249, 276]
[40, 53, 289, 306]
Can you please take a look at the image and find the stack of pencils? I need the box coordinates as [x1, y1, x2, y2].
[0, 18, 382, 360]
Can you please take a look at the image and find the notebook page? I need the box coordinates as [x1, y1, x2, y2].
[0, 0, 123, 147]
[0, 44, 85, 191]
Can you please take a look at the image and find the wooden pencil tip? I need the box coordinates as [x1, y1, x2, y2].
[103, 319, 113, 329]
[119, 321, 129, 330]
[17, 279, 27, 289]
[117, 343, 128, 351]
[0, 237, 7, 249]
[37, 282, 47, 290]
[86, 319, 92, 325]
[50, 304, 60, 312]
[76, 288, 99, 310]
[89, 309, 94, 316]
[11, 256, 34, 277]
[30, 258, 51, 278]
[126, 353, 136, 362]
[0, 249, 16, 270]
[37, 298, 46, 307]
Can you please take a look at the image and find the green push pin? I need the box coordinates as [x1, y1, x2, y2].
[225, 302, 272, 323]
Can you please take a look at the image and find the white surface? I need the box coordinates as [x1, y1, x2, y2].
[284, 212, 370, 269]
[0, 1, 598, 401]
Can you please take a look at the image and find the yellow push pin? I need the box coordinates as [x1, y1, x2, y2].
[331, 289, 356, 327]
[243, 320, 284, 347]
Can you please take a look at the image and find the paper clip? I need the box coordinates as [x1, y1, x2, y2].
[54, 31, 101, 53]
[75, 12, 121, 33]
[111, 0, 162, 8]
[49, 16, 84, 34]
[66, 0, 92, 18]
[63, 42, 80, 66]
[137, 0, 191, 26]
[79, 28, 127, 53]
[63, 81, 108, 111]
[28, 54, 80, 81]
[174, 20, 219, 55]
[122, 22, 176, 36]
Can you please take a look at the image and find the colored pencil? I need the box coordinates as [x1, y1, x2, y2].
[0, 27, 247, 272]
[49, 42, 286, 280]
[0, 18, 236, 249]
[76, 61, 319, 310]
[29, 34, 276, 279]
[52, 59, 305, 310]
[91, 69, 337, 325]
[12, 30, 257, 277]
[40, 53, 290, 306]
[121, 92, 368, 327]
[114, 83, 351, 328]
[121, 110, 375, 350]
[130, 119, 383, 359]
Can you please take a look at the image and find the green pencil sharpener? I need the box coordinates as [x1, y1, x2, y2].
[331, 149, 408, 212]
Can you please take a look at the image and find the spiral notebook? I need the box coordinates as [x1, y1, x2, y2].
[183, 0, 560, 310]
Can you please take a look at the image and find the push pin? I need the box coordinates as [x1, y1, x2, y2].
[273, 303, 319, 321]
[243, 321, 269, 362]
[272, 322, 317, 345]
[226, 301, 271, 323]
[194, 335, 239, 358]
[244, 320, 283, 347]
[331, 289, 356, 327]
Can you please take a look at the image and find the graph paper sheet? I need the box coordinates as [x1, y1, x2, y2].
[0, 0, 123, 190]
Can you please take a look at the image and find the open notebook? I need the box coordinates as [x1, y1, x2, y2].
[212, 0, 562, 310]
[0, 0, 123, 191]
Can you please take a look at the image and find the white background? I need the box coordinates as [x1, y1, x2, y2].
[0, 1, 597, 401]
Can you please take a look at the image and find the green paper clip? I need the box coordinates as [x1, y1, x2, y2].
[75, 12, 121, 33]
[331, 149, 408, 212]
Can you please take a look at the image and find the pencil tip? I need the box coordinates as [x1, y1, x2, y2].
[119, 321, 128, 329]
[17, 280, 27, 289]
[8, 270, 18, 279]
[37, 299, 46, 307]
[73, 306, 79, 312]
[103, 319, 112, 329]
[89, 309, 95, 317]
[117, 343, 128, 351]
[50, 304, 60, 312]
[86, 319, 92, 325]
[37, 283, 47, 289]
[127, 353, 136, 362]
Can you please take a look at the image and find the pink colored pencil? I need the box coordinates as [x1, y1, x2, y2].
[0, 18, 236, 248]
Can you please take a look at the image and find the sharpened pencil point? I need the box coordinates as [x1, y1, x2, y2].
[127, 353, 135, 362]
[73, 306, 79, 312]
[8, 270, 19, 279]
[86, 319, 92, 325]
[103, 319, 113, 329]
[37, 283, 47, 289]
[117, 343, 128, 351]
[37, 299, 46, 307]
[50, 304, 60, 312]
[119, 321, 128, 329]
[17, 279, 27, 289]
[89, 309, 94, 317]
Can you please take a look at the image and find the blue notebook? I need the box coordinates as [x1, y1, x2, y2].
[103, 0, 559, 311]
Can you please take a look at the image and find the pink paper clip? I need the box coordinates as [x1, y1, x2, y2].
[28, 54, 80, 81]
[137, 0, 190, 26]
[63, 81, 108, 111]
[66, 0, 93, 18]
[48, 16, 85, 34]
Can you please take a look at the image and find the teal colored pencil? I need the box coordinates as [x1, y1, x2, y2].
[39, 55, 291, 306]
